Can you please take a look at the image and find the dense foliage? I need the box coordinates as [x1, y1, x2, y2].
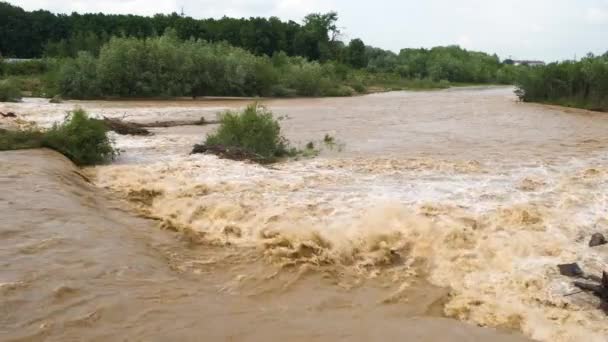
[53, 32, 358, 98]
[365, 46, 505, 83]
[204, 104, 291, 162]
[0, 1, 514, 83]
[0, 109, 116, 165]
[0, 59, 47, 76]
[516, 54, 608, 111]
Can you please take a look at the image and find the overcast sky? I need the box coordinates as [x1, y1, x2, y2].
[9, 0, 608, 61]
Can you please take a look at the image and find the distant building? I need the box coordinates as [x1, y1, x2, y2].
[512, 60, 545, 67]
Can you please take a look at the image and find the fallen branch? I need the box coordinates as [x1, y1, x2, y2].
[102, 117, 151, 136]
[559, 264, 608, 313]
[0, 111, 17, 118]
[101, 116, 218, 136]
[138, 117, 219, 128]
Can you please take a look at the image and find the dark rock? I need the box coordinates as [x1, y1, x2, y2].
[558, 263, 584, 277]
[589, 233, 607, 247]
[191, 144, 208, 154]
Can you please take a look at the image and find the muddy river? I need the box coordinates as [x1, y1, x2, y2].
[2, 86, 608, 341]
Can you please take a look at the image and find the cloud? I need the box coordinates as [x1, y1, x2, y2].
[586, 7, 608, 23]
[456, 34, 472, 48]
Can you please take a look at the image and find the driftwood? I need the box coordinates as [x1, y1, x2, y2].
[102, 117, 151, 136]
[560, 263, 608, 312]
[0, 111, 16, 118]
[101, 116, 218, 136]
[574, 272, 608, 300]
[138, 117, 219, 128]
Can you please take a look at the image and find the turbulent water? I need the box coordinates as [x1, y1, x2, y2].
[3, 86, 608, 341]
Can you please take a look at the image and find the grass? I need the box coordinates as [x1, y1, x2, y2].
[0, 109, 117, 166]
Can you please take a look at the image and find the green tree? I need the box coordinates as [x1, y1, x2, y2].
[346, 39, 367, 68]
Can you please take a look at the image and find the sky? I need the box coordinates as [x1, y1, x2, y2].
[8, 0, 608, 61]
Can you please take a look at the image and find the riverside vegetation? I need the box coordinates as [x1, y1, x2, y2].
[1, 2, 520, 101]
[515, 53, 608, 112]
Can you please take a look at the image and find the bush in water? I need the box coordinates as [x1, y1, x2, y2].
[203, 104, 291, 163]
[42, 109, 116, 165]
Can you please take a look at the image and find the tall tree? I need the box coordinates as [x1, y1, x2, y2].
[346, 38, 367, 68]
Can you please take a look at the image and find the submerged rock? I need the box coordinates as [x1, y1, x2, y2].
[558, 263, 584, 277]
[589, 233, 607, 247]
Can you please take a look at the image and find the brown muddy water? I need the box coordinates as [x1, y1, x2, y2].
[2, 86, 608, 341]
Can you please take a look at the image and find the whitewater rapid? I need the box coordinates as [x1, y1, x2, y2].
[3, 87, 608, 341]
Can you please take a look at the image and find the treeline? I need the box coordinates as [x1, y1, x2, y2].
[364, 46, 511, 83]
[0, 2, 346, 63]
[53, 32, 358, 98]
[0, 1, 512, 85]
[516, 53, 608, 111]
[0, 2, 530, 101]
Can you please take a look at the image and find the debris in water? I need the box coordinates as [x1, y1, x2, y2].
[138, 117, 218, 128]
[0, 111, 16, 118]
[589, 233, 607, 247]
[558, 263, 608, 313]
[101, 116, 216, 136]
[573, 272, 608, 302]
[558, 263, 584, 277]
[102, 117, 151, 136]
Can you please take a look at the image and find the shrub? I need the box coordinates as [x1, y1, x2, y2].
[270, 85, 297, 97]
[203, 104, 290, 162]
[0, 80, 22, 102]
[323, 85, 354, 97]
[57, 52, 100, 99]
[1, 59, 47, 76]
[42, 109, 116, 165]
[351, 82, 367, 94]
[49, 95, 63, 103]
